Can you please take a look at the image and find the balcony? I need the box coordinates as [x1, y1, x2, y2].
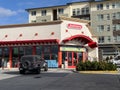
[71, 14, 90, 20]
[112, 19, 120, 24]
[113, 30, 120, 36]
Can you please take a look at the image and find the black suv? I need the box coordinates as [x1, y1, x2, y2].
[19, 55, 48, 74]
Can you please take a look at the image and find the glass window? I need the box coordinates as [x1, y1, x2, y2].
[81, 8, 85, 15]
[31, 11, 36, 16]
[112, 13, 116, 19]
[36, 46, 42, 55]
[112, 3, 116, 8]
[41, 10, 46, 16]
[106, 25, 110, 31]
[116, 12, 120, 19]
[106, 3, 109, 9]
[116, 2, 120, 8]
[86, 7, 89, 14]
[106, 36, 111, 42]
[72, 9, 76, 16]
[51, 45, 58, 54]
[58, 8, 64, 14]
[97, 14, 104, 21]
[4, 47, 9, 57]
[97, 4, 103, 10]
[106, 14, 110, 20]
[97, 25, 104, 32]
[24, 46, 32, 55]
[0, 48, 2, 56]
[77, 8, 80, 15]
[98, 36, 104, 43]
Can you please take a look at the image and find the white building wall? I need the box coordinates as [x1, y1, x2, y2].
[60, 20, 92, 42]
[0, 24, 61, 41]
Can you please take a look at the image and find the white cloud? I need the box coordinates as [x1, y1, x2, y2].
[0, 7, 17, 17]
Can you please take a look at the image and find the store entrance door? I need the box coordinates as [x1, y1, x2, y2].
[67, 52, 78, 68]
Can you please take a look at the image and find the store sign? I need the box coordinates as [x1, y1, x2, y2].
[67, 24, 82, 30]
[60, 47, 86, 52]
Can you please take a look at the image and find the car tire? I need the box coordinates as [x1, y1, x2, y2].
[44, 65, 48, 71]
[19, 70, 25, 74]
[36, 68, 41, 74]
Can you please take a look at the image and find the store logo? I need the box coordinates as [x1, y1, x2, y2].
[67, 24, 82, 30]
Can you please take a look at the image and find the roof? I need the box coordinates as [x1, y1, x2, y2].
[0, 21, 62, 29]
[25, 0, 108, 11]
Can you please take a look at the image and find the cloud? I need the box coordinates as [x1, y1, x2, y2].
[0, 7, 17, 17]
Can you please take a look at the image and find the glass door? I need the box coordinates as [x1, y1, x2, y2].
[67, 52, 78, 68]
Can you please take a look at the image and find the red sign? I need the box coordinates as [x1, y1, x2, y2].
[67, 24, 82, 30]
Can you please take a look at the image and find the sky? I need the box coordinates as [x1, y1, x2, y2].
[0, 0, 98, 25]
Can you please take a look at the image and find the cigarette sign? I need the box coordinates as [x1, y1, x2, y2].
[67, 24, 82, 30]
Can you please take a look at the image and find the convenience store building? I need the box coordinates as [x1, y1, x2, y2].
[0, 17, 98, 68]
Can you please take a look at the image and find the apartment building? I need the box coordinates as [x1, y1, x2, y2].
[26, 0, 120, 60]
[91, 0, 120, 59]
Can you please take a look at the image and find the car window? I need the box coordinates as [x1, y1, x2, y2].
[21, 56, 34, 62]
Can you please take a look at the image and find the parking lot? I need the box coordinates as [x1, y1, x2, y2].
[0, 68, 120, 90]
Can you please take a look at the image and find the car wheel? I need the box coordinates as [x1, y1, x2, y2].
[19, 70, 25, 74]
[36, 68, 41, 74]
[44, 65, 48, 71]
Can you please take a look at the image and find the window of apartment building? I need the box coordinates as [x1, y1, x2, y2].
[106, 25, 110, 31]
[114, 36, 120, 42]
[42, 19, 47, 22]
[97, 4, 103, 10]
[113, 25, 116, 31]
[113, 24, 120, 31]
[72, 9, 76, 16]
[31, 11, 36, 16]
[81, 8, 85, 15]
[86, 7, 89, 14]
[112, 2, 116, 8]
[116, 12, 120, 19]
[72, 8, 80, 16]
[98, 36, 104, 43]
[58, 8, 64, 14]
[97, 14, 104, 21]
[106, 14, 110, 20]
[81, 7, 89, 15]
[116, 2, 120, 8]
[41, 10, 47, 16]
[112, 13, 116, 19]
[106, 36, 111, 42]
[112, 12, 120, 19]
[97, 25, 104, 32]
[106, 3, 110, 9]
[31, 20, 36, 23]
[77, 8, 80, 15]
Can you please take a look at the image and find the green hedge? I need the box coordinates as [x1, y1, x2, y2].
[76, 61, 117, 71]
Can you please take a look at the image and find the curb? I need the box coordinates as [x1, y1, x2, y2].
[79, 71, 120, 74]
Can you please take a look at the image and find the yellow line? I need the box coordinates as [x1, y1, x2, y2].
[79, 71, 119, 74]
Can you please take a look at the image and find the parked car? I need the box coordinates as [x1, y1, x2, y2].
[109, 55, 120, 67]
[19, 55, 48, 74]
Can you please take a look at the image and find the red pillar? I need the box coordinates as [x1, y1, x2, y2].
[32, 46, 36, 55]
[82, 52, 86, 62]
[9, 47, 12, 68]
[58, 51, 62, 68]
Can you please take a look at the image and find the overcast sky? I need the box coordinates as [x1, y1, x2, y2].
[0, 0, 97, 25]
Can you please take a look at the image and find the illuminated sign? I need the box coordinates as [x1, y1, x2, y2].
[60, 47, 86, 52]
[67, 24, 82, 30]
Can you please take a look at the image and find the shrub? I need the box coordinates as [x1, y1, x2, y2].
[76, 61, 117, 71]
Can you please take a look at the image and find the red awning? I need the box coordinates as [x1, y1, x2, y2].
[62, 34, 93, 43]
[0, 39, 59, 46]
[62, 34, 97, 48]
